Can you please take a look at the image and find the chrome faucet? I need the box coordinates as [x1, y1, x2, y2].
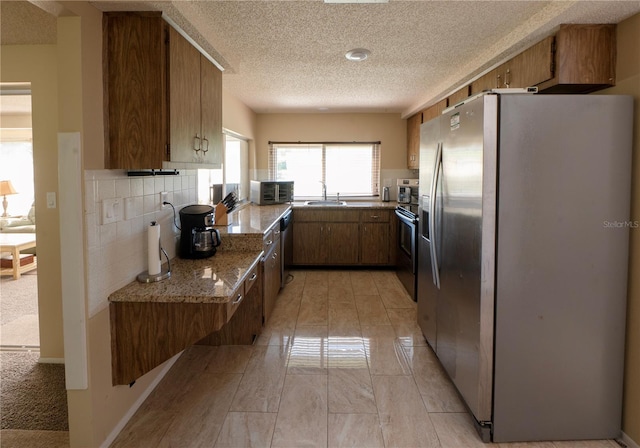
[320, 181, 327, 200]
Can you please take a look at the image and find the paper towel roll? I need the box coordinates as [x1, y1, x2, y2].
[148, 221, 161, 276]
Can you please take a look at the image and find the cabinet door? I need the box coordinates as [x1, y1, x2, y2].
[169, 27, 201, 163]
[263, 244, 281, 324]
[200, 57, 223, 165]
[407, 113, 421, 169]
[360, 222, 390, 265]
[329, 223, 359, 265]
[103, 13, 167, 169]
[505, 36, 554, 88]
[470, 68, 500, 95]
[293, 222, 328, 264]
[421, 99, 447, 124]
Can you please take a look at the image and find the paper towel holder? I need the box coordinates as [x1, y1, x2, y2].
[137, 247, 171, 283]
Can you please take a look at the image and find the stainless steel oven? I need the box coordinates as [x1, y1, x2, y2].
[395, 205, 418, 301]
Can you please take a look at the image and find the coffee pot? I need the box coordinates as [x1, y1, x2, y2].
[179, 205, 221, 258]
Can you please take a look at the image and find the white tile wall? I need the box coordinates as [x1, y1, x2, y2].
[84, 169, 197, 318]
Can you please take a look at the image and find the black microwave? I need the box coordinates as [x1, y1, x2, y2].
[250, 180, 294, 205]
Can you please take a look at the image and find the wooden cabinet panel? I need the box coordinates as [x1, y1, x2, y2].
[169, 27, 201, 163]
[553, 24, 616, 89]
[504, 36, 554, 88]
[103, 13, 167, 169]
[447, 85, 470, 107]
[406, 113, 421, 169]
[361, 222, 390, 265]
[200, 58, 223, 165]
[328, 223, 359, 265]
[263, 242, 281, 323]
[197, 268, 263, 346]
[293, 222, 328, 265]
[110, 300, 226, 385]
[293, 209, 359, 222]
[471, 68, 499, 95]
[104, 12, 223, 169]
[360, 209, 391, 223]
[422, 99, 447, 124]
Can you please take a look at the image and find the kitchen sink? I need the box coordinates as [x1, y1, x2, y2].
[304, 200, 348, 206]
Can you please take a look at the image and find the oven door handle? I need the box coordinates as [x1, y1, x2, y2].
[395, 209, 417, 225]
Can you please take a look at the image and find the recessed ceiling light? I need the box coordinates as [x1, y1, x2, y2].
[345, 48, 370, 62]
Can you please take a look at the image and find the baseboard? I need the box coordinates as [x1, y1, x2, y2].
[38, 357, 65, 364]
[619, 432, 640, 448]
[100, 352, 181, 448]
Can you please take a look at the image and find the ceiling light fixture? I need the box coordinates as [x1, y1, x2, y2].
[345, 48, 370, 62]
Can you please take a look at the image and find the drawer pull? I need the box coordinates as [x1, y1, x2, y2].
[233, 294, 243, 305]
[371, 215, 379, 219]
[249, 273, 258, 282]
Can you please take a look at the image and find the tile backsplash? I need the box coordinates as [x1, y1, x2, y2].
[84, 169, 197, 318]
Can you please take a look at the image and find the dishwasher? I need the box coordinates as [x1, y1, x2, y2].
[280, 209, 293, 287]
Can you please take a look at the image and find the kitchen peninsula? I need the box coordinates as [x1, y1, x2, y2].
[108, 203, 291, 385]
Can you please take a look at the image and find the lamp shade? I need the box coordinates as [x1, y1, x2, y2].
[0, 180, 17, 196]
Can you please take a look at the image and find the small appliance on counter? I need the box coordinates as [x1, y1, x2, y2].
[397, 178, 419, 204]
[250, 180, 294, 205]
[179, 204, 221, 259]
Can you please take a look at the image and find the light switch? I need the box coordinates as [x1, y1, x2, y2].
[102, 198, 122, 224]
[46, 192, 56, 209]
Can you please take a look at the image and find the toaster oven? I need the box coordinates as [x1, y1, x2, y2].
[250, 180, 294, 205]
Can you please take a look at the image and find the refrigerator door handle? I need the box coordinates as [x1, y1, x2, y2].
[429, 142, 442, 289]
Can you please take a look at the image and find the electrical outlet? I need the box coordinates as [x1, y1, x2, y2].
[102, 198, 122, 224]
[160, 191, 168, 209]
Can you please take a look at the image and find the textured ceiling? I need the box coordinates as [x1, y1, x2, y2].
[3, 0, 640, 117]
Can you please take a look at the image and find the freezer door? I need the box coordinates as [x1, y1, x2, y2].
[417, 117, 441, 348]
[492, 95, 632, 442]
[437, 94, 497, 426]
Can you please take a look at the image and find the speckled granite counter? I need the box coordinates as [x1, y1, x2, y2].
[108, 250, 262, 304]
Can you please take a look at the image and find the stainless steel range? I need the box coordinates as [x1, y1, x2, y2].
[395, 203, 418, 301]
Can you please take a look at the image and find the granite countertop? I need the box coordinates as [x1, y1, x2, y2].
[108, 250, 262, 304]
[217, 203, 292, 235]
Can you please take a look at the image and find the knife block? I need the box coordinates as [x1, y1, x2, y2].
[214, 202, 229, 226]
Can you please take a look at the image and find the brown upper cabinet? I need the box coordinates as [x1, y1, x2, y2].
[470, 24, 616, 96]
[406, 99, 447, 170]
[103, 12, 223, 170]
[169, 27, 222, 165]
[406, 113, 421, 170]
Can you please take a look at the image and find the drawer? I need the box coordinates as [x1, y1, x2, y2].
[244, 263, 260, 294]
[226, 283, 245, 322]
[294, 209, 360, 222]
[360, 209, 391, 223]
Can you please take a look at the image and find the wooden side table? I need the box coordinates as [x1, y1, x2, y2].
[0, 234, 37, 279]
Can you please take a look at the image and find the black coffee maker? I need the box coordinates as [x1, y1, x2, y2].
[179, 205, 221, 259]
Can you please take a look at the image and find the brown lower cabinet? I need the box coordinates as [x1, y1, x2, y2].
[197, 267, 263, 346]
[262, 239, 281, 324]
[292, 208, 395, 266]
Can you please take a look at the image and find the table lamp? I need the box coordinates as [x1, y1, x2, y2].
[0, 180, 18, 217]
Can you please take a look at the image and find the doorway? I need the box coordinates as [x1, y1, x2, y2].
[0, 85, 39, 351]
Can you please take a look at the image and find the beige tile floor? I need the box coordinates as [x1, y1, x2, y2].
[110, 270, 622, 448]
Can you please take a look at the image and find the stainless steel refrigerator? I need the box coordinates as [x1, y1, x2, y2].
[417, 92, 633, 443]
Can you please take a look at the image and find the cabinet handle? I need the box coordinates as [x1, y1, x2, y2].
[194, 134, 201, 152]
[504, 69, 511, 88]
[272, 253, 277, 260]
[249, 273, 257, 282]
[202, 137, 209, 153]
[233, 293, 243, 305]
[371, 215, 379, 219]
